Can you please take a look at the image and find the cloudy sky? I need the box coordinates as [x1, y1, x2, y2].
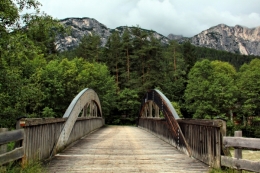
[37, 0, 260, 37]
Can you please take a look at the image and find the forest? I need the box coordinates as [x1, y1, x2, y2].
[1, 0, 260, 137]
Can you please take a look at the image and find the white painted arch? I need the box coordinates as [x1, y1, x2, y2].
[55, 88, 102, 153]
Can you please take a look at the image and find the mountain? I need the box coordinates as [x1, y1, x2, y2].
[189, 24, 260, 56]
[55, 17, 260, 56]
[55, 17, 169, 52]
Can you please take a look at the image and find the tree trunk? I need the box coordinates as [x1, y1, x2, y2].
[173, 47, 177, 80]
[127, 48, 129, 81]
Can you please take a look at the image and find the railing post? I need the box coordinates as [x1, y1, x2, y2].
[155, 105, 159, 118]
[0, 128, 8, 154]
[234, 131, 242, 173]
[149, 101, 153, 117]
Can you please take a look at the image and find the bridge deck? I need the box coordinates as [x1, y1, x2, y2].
[46, 126, 209, 173]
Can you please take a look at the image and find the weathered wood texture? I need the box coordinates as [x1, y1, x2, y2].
[138, 118, 224, 168]
[0, 129, 24, 145]
[221, 156, 260, 172]
[138, 118, 185, 152]
[0, 129, 24, 165]
[19, 117, 104, 162]
[223, 137, 260, 150]
[0, 147, 24, 165]
[0, 128, 8, 155]
[222, 131, 260, 172]
[47, 126, 209, 173]
[178, 119, 223, 168]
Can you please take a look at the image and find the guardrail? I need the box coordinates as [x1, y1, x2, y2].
[221, 131, 260, 172]
[138, 118, 226, 168]
[18, 117, 104, 162]
[177, 119, 226, 168]
[0, 129, 24, 165]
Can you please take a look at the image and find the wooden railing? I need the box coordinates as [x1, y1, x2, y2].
[0, 129, 24, 165]
[18, 117, 104, 162]
[177, 119, 226, 168]
[221, 131, 260, 172]
[138, 118, 226, 168]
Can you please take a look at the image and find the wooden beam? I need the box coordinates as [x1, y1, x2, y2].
[20, 118, 66, 126]
[221, 156, 260, 172]
[0, 128, 8, 155]
[0, 129, 24, 145]
[177, 119, 223, 127]
[0, 147, 24, 165]
[223, 137, 260, 150]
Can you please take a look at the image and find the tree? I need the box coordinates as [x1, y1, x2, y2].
[121, 28, 133, 84]
[184, 59, 237, 119]
[160, 40, 187, 102]
[237, 59, 260, 118]
[36, 58, 117, 118]
[104, 31, 122, 91]
[75, 34, 101, 62]
[183, 41, 196, 73]
[117, 88, 140, 118]
[24, 14, 66, 57]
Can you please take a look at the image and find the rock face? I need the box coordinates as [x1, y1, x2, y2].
[190, 24, 260, 55]
[55, 17, 112, 51]
[55, 17, 169, 52]
[56, 18, 260, 56]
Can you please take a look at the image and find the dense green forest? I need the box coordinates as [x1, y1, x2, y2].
[1, 0, 260, 137]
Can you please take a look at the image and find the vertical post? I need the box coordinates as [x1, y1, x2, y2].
[0, 128, 8, 154]
[155, 105, 159, 118]
[144, 105, 147, 117]
[90, 101, 93, 117]
[149, 101, 152, 117]
[234, 131, 242, 173]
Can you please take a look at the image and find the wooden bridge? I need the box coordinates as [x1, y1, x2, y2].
[47, 126, 209, 172]
[1, 88, 260, 172]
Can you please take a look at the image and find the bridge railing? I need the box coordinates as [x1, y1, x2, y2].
[17, 117, 104, 162]
[177, 119, 225, 168]
[0, 129, 24, 165]
[138, 118, 226, 168]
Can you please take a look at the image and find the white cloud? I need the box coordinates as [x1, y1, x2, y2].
[37, 0, 260, 37]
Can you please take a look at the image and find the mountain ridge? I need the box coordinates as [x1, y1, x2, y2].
[55, 17, 260, 56]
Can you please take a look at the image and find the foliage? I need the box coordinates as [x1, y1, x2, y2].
[184, 60, 238, 119]
[237, 59, 260, 118]
[171, 102, 183, 118]
[75, 34, 101, 62]
[1, 0, 260, 128]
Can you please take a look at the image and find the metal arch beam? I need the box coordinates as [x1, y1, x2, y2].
[139, 89, 180, 119]
[138, 89, 191, 156]
[54, 88, 102, 153]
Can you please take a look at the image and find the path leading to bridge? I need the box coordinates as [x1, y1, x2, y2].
[47, 126, 209, 173]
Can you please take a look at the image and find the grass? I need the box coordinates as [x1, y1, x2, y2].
[230, 150, 260, 162]
[0, 161, 45, 173]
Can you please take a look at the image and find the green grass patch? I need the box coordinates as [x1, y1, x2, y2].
[0, 161, 45, 173]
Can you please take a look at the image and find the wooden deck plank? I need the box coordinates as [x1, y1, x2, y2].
[46, 126, 209, 173]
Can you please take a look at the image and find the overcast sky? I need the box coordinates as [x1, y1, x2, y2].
[37, 0, 260, 37]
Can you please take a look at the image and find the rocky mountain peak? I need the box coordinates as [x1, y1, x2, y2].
[191, 24, 260, 55]
[55, 17, 169, 52]
[56, 17, 260, 56]
[56, 17, 112, 51]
